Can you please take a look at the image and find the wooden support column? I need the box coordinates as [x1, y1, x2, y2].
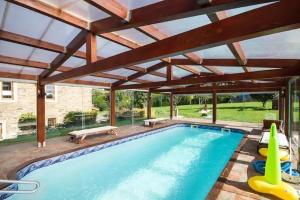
[279, 89, 284, 121]
[147, 92, 152, 119]
[86, 32, 97, 64]
[170, 93, 174, 120]
[167, 64, 173, 82]
[212, 87, 217, 124]
[36, 81, 46, 147]
[110, 89, 116, 126]
[284, 85, 289, 136]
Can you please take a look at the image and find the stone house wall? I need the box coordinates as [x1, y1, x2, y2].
[0, 82, 93, 140]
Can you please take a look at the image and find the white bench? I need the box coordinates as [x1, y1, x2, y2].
[68, 126, 118, 143]
[144, 118, 168, 127]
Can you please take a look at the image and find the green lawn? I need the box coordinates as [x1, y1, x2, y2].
[152, 101, 279, 123]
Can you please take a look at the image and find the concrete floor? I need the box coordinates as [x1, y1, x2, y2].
[0, 120, 298, 199]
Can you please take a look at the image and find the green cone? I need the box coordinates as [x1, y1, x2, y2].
[265, 123, 281, 185]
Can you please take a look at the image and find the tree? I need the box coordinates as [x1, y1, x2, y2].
[92, 89, 109, 111]
[250, 93, 275, 108]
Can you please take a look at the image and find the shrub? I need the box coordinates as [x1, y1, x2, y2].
[63, 110, 97, 127]
[18, 113, 36, 130]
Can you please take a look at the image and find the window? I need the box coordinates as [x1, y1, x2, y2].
[48, 118, 56, 128]
[45, 85, 55, 100]
[2, 82, 13, 99]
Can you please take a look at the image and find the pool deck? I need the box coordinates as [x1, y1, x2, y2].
[0, 120, 298, 199]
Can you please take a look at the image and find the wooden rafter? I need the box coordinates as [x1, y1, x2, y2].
[0, 71, 111, 87]
[90, 0, 277, 34]
[170, 58, 300, 68]
[115, 68, 300, 90]
[0, 55, 148, 84]
[41, 0, 300, 84]
[39, 30, 87, 78]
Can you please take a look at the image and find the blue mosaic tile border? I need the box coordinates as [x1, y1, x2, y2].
[0, 123, 244, 199]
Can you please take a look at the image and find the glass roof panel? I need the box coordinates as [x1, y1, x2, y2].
[216, 67, 245, 74]
[96, 36, 130, 58]
[0, 63, 43, 75]
[139, 74, 165, 82]
[241, 29, 300, 58]
[80, 76, 116, 83]
[29, 49, 59, 63]
[63, 57, 85, 68]
[173, 66, 192, 78]
[136, 60, 162, 69]
[227, 3, 275, 16]
[3, 3, 52, 39]
[117, 0, 162, 10]
[0, 41, 33, 59]
[0, 1, 7, 24]
[154, 15, 210, 36]
[250, 67, 280, 72]
[106, 68, 136, 76]
[113, 29, 156, 45]
[194, 45, 235, 59]
[42, 20, 81, 46]
[40, 0, 110, 22]
[198, 66, 213, 73]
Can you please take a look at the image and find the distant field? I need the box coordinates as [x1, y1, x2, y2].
[152, 101, 279, 123]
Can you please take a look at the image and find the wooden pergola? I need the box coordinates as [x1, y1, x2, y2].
[0, 0, 300, 147]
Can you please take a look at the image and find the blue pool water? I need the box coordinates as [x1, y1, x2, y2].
[8, 125, 243, 200]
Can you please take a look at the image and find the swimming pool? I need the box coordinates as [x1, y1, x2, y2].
[6, 124, 243, 200]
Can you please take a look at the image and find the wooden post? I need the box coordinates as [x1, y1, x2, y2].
[167, 64, 173, 82]
[279, 89, 284, 121]
[170, 93, 174, 120]
[110, 89, 116, 126]
[284, 85, 289, 136]
[36, 81, 46, 147]
[212, 88, 217, 124]
[147, 92, 152, 119]
[86, 32, 97, 64]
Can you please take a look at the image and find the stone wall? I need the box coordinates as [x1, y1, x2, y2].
[0, 82, 93, 139]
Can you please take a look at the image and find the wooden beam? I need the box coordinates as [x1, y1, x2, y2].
[86, 32, 97, 64]
[40, 30, 87, 78]
[212, 85, 217, 123]
[173, 87, 281, 95]
[170, 58, 300, 68]
[115, 68, 300, 90]
[36, 80, 46, 147]
[167, 64, 173, 82]
[153, 82, 284, 93]
[42, 0, 300, 84]
[110, 89, 116, 126]
[0, 55, 130, 83]
[147, 92, 152, 119]
[0, 30, 165, 79]
[112, 62, 166, 87]
[170, 93, 174, 120]
[90, 0, 277, 34]
[84, 0, 127, 19]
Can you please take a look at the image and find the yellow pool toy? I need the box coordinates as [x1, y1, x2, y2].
[258, 147, 289, 161]
[248, 124, 299, 200]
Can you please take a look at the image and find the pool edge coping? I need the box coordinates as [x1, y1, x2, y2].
[0, 122, 248, 199]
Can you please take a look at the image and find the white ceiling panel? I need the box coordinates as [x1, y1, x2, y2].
[216, 67, 245, 74]
[117, 0, 162, 10]
[29, 49, 59, 63]
[136, 60, 162, 69]
[97, 36, 130, 57]
[40, 0, 110, 22]
[0, 41, 34, 59]
[114, 29, 155, 45]
[139, 74, 165, 82]
[63, 57, 85, 68]
[42, 20, 81, 46]
[80, 76, 116, 83]
[241, 29, 300, 59]
[194, 45, 235, 59]
[106, 68, 136, 76]
[173, 66, 192, 78]
[154, 15, 210, 36]
[0, 63, 42, 75]
[0, 1, 7, 26]
[3, 3, 52, 39]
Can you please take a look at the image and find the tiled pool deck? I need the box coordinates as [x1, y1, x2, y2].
[0, 120, 298, 199]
